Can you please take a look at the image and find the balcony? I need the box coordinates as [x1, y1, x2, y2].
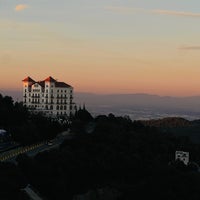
[31, 95, 40, 98]
[31, 101, 40, 104]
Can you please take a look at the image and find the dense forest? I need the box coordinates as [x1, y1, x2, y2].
[1, 94, 200, 199]
[0, 94, 65, 144]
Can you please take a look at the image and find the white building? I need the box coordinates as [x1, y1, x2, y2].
[22, 76, 75, 117]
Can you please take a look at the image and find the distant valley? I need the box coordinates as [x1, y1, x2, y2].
[2, 90, 200, 120]
[75, 93, 200, 120]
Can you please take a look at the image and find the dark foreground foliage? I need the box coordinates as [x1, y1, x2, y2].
[2, 93, 200, 199]
[16, 113, 200, 200]
[0, 162, 28, 200]
[0, 94, 64, 144]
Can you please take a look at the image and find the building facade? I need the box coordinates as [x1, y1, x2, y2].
[22, 76, 75, 117]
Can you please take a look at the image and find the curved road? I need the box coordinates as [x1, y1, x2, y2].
[0, 132, 73, 162]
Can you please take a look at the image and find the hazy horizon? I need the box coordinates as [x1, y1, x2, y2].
[3, 89, 200, 100]
[1, 89, 200, 120]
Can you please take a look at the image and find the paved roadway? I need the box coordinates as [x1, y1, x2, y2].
[0, 131, 73, 162]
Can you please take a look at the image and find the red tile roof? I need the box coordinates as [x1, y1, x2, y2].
[22, 76, 35, 82]
[44, 76, 56, 82]
[23, 76, 71, 88]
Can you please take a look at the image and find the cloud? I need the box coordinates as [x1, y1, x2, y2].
[151, 10, 200, 17]
[179, 45, 200, 50]
[15, 4, 29, 11]
[105, 6, 145, 14]
[105, 6, 200, 18]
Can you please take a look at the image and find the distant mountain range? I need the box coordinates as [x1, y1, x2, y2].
[1, 90, 200, 120]
[74, 93, 200, 120]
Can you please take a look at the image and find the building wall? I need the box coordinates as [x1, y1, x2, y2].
[22, 77, 75, 117]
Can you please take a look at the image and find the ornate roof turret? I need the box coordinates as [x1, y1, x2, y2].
[44, 76, 56, 82]
[22, 76, 35, 83]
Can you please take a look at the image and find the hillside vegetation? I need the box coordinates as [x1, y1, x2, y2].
[1, 94, 200, 199]
[0, 94, 65, 144]
[17, 112, 200, 200]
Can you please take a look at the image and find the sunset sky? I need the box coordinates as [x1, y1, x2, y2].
[1, 0, 200, 96]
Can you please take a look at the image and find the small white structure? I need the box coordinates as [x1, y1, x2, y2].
[175, 151, 189, 165]
[0, 129, 7, 135]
